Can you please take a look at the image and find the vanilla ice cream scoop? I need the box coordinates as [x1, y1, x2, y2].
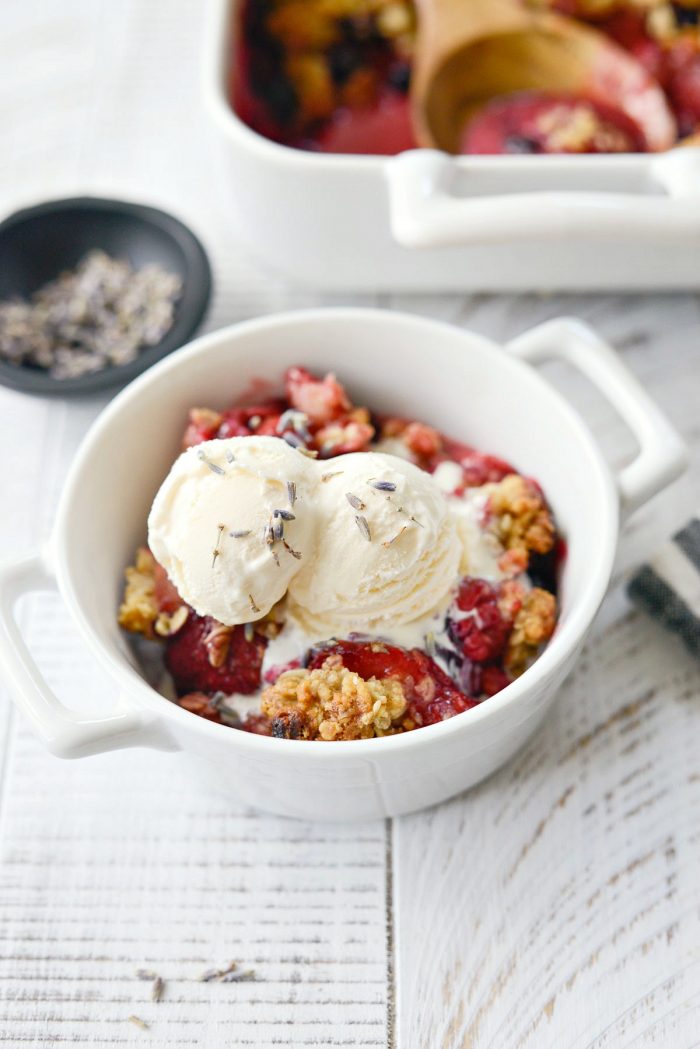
[287, 452, 461, 634]
[148, 436, 314, 624]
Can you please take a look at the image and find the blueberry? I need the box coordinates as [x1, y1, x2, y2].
[259, 76, 299, 126]
[388, 62, 411, 94]
[328, 42, 363, 84]
[504, 135, 541, 154]
[673, 4, 700, 27]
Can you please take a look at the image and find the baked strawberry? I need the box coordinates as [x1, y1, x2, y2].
[448, 577, 512, 663]
[165, 613, 266, 695]
[307, 638, 477, 727]
[216, 399, 286, 439]
[241, 712, 273, 736]
[285, 366, 352, 425]
[153, 561, 183, 615]
[664, 41, 700, 136]
[178, 692, 224, 723]
[480, 665, 512, 697]
[263, 658, 302, 684]
[439, 441, 514, 489]
[182, 408, 223, 449]
[402, 421, 443, 460]
[315, 416, 375, 456]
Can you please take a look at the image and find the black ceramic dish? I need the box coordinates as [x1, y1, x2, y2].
[0, 197, 212, 397]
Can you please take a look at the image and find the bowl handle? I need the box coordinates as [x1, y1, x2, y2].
[506, 317, 688, 518]
[0, 549, 176, 758]
[386, 149, 700, 247]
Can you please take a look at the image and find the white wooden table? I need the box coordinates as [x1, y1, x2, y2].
[1, 3, 700, 1047]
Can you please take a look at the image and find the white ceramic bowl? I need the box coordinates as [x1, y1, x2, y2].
[0, 310, 687, 821]
[204, 0, 700, 291]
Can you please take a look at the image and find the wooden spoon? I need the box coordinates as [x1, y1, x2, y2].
[411, 0, 677, 152]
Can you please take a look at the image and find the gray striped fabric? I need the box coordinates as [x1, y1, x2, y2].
[628, 518, 700, 660]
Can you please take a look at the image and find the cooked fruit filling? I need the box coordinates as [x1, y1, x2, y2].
[231, 0, 700, 153]
[119, 366, 563, 740]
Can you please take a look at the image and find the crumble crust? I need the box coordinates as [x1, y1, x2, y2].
[488, 474, 556, 559]
[118, 548, 159, 638]
[118, 547, 188, 639]
[260, 654, 407, 740]
[505, 587, 558, 675]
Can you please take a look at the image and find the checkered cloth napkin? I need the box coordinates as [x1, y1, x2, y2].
[628, 517, 700, 660]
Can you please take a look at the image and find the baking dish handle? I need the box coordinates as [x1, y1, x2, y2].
[0, 549, 175, 758]
[506, 317, 688, 518]
[386, 149, 700, 246]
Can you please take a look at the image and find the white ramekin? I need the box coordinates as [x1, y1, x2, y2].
[203, 0, 700, 292]
[0, 310, 687, 821]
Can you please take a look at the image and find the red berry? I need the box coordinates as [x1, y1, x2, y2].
[263, 658, 302, 684]
[165, 614, 266, 695]
[178, 692, 224, 723]
[481, 665, 511, 697]
[182, 408, 222, 448]
[665, 44, 700, 136]
[216, 400, 286, 439]
[437, 441, 514, 489]
[241, 713, 273, 736]
[152, 560, 183, 615]
[450, 578, 511, 663]
[307, 639, 477, 728]
[402, 421, 442, 460]
[285, 366, 352, 426]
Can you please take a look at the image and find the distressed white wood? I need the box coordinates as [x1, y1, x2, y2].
[1, 2, 700, 1047]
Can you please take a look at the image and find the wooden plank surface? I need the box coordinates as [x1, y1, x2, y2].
[1, 3, 699, 1047]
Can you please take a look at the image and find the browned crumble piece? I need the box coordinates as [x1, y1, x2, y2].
[261, 655, 407, 740]
[505, 587, 558, 676]
[118, 547, 188, 639]
[488, 474, 556, 560]
[118, 548, 158, 638]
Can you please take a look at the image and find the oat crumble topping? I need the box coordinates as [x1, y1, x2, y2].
[261, 655, 407, 740]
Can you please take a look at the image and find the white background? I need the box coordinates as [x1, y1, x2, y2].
[1, 2, 700, 1046]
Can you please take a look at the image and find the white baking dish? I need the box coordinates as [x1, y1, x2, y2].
[0, 309, 687, 821]
[203, 0, 700, 292]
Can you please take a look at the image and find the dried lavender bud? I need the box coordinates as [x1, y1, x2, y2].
[272, 517, 284, 542]
[286, 481, 297, 507]
[273, 509, 295, 521]
[0, 250, 182, 379]
[368, 479, 397, 492]
[263, 521, 275, 546]
[355, 515, 372, 542]
[197, 450, 225, 476]
[277, 409, 312, 442]
[282, 431, 304, 449]
[151, 976, 165, 1002]
[345, 493, 365, 511]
